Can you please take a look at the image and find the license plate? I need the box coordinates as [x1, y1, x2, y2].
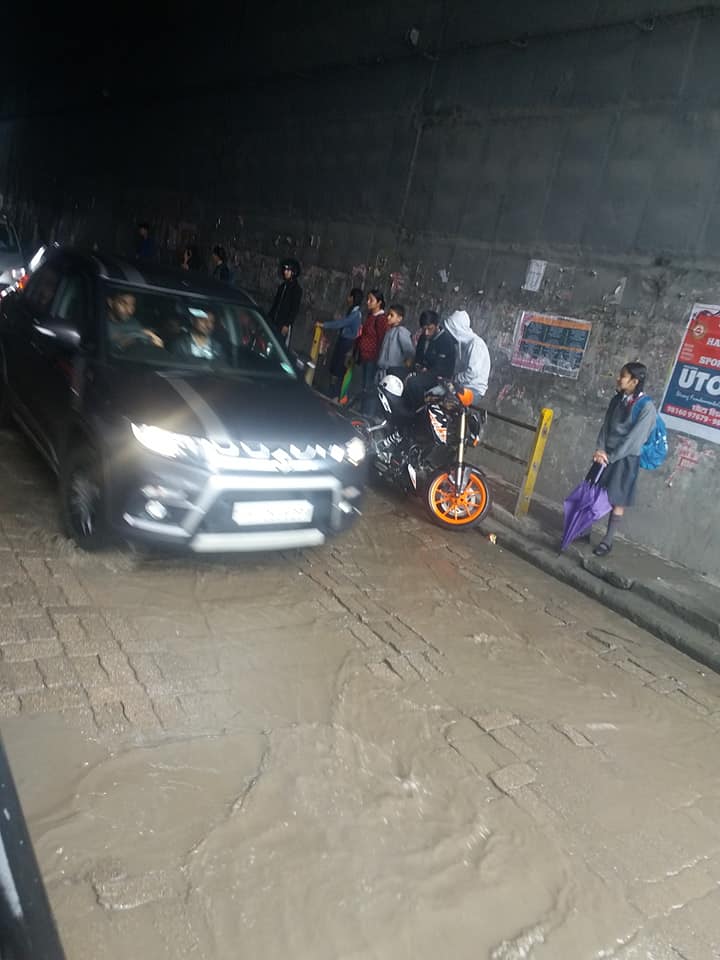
[231, 499, 314, 526]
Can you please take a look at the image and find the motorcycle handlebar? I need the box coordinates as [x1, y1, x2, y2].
[423, 381, 477, 409]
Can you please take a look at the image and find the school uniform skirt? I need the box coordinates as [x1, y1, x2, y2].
[595, 455, 641, 507]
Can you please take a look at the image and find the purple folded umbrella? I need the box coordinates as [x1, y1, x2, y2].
[561, 463, 612, 551]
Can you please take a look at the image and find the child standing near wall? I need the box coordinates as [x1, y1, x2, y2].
[592, 361, 657, 556]
[355, 290, 387, 414]
[376, 304, 415, 382]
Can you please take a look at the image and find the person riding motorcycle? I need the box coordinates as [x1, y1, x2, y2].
[414, 310, 456, 380]
[405, 309, 490, 409]
[367, 311, 493, 528]
[442, 309, 491, 404]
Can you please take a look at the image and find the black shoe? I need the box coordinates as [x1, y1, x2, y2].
[593, 542, 612, 557]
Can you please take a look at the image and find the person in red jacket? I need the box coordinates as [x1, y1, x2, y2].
[355, 289, 387, 414]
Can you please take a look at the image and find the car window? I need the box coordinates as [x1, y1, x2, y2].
[24, 263, 62, 318]
[0, 223, 19, 253]
[104, 284, 296, 380]
[55, 275, 91, 343]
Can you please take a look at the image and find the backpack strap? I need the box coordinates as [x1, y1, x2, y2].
[630, 395, 653, 422]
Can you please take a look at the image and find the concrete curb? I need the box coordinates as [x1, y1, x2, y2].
[478, 512, 720, 674]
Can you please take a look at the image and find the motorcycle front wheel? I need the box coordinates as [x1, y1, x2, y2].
[424, 466, 491, 529]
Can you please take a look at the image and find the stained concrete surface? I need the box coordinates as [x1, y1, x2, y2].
[1, 424, 720, 960]
[478, 474, 720, 671]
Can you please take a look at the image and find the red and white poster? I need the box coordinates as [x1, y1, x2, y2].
[661, 303, 720, 444]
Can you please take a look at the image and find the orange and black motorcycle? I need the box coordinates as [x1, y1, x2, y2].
[351, 375, 491, 529]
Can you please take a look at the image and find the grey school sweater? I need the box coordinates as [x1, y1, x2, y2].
[596, 393, 656, 462]
[377, 324, 415, 371]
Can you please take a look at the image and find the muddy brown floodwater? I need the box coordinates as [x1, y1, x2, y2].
[1, 430, 720, 959]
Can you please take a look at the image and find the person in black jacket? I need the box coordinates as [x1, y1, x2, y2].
[403, 310, 457, 408]
[414, 310, 456, 378]
[268, 258, 302, 347]
[211, 246, 231, 283]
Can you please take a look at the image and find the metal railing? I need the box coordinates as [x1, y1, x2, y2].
[304, 324, 323, 386]
[479, 407, 554, 517]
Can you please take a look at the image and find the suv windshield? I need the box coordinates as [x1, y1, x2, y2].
[0, 223, 19, 253]
[104, 284, 296, 380]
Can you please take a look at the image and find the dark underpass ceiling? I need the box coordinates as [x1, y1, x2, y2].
[3, 0, 717, 118]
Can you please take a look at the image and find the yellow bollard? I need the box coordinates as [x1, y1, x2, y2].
[515, 407, 554, 517]
[304, 324, 323, 386]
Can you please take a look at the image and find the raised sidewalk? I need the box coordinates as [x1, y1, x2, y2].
[478, 476, 720, 673]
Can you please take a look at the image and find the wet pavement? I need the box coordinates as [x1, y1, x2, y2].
[1, 425, 720, 960]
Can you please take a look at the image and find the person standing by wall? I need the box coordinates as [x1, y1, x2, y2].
[355, 289, 387, 414]
[376, 303, 414, 381]
[211, 246, 231, 283]
[591, 361, 657, 557]
[181, 244, 202, 272]
[316, 288, 364, 398]
[268, 258, 302, 347]
[135, 222, 156, 261]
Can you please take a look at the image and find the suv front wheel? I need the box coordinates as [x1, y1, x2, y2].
[60, 446, 110, 551]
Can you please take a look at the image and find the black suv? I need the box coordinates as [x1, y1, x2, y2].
[0, 250, 366, 552]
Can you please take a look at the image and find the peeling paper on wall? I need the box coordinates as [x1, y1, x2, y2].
[604, 277, 627, 305]
[522, 259, 547, 292]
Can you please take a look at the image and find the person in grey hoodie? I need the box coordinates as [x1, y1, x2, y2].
[443, 309, 491, 402]
[376, 303, 415, 380]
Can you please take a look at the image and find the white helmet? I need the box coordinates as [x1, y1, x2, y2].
[380, 374, 404, 397]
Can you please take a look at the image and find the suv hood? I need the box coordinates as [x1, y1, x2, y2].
[103, 366, 354, 447]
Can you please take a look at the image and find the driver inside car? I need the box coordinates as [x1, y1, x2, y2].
[106, 292, 164, 350]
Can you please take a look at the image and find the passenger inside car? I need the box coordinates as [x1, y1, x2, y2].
[234, 307, 268, 355]
[171, 307, 227, 361]
[106, 292, 164, 350]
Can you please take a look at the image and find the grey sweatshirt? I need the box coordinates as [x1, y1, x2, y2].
[444, 310, 491, 397]
[597, 393, 656, 462]
[377, 324, 415, 371]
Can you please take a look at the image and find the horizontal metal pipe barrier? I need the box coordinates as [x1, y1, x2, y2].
[478, 407, 554, 517]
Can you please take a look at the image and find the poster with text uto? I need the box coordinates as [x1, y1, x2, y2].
[661, 303, 720, 444]
[511, 311, 591, 379]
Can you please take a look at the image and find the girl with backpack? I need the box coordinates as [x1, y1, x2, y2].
[591, 361, 658, 557]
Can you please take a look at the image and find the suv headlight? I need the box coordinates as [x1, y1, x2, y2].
[10, 268, 26, 280]
[345, 436, 366, 465]
[131, 423, 203, 461]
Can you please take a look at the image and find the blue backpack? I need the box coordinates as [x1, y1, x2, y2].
[631, 396, 668, 470]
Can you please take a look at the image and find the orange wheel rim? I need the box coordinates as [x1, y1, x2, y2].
[429, 472, 487, 524]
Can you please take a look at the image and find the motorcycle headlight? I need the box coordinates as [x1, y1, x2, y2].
[345, 436, 366, 465]
[131, 423, 203, 461]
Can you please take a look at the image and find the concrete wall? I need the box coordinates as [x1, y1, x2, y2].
[4, 1, 720, 575]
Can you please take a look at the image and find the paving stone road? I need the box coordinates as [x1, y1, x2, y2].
[1, 426, 720, 959]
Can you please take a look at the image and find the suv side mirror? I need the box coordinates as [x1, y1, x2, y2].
[33, 317, 82, 350]
[289, 349, 315, 373]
